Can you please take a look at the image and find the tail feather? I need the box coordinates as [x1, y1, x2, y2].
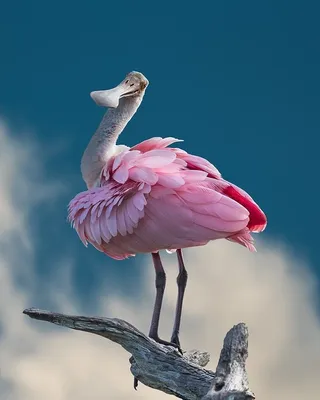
[227, 229, 256, 252]
[222, 184, 267, 233]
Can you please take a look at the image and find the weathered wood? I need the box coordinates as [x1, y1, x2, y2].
[23, 308, 255, 399]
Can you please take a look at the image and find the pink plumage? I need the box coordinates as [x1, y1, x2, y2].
[68, 136, 267, 260]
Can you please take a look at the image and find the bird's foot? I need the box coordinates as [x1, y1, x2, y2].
[170, 332, 181, 349]
[150, 334, 183, 355]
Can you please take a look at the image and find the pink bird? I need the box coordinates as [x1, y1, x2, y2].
[68, 71, 267, 353]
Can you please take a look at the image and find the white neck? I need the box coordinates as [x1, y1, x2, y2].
[81, 95, 144, 188]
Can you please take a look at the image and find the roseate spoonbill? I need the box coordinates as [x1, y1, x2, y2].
[68, 71, 267, 352]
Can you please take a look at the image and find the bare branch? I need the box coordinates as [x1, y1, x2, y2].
[23, 308, 255, 400]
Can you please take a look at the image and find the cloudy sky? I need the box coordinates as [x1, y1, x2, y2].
[1, 1, 319, 399]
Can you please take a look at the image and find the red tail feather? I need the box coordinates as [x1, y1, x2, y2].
[223, 186, 267, 232]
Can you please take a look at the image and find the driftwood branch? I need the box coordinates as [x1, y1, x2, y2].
[23, 308, 255, 399]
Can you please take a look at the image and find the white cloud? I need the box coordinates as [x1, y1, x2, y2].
[0, 120, 63, 249]
[0, 120, 319, 400]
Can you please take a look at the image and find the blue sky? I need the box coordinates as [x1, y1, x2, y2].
[1, 1, 320, 398]
[1, 0, 319, 299]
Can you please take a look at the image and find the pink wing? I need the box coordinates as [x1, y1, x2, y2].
[68, 137, 267, 259]
[135, 137, 266, 234]
[172, 147, 266, 234]
[68, 181, 151, 248]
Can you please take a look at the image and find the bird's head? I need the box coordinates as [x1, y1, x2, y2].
[90, 71, 149, 108]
